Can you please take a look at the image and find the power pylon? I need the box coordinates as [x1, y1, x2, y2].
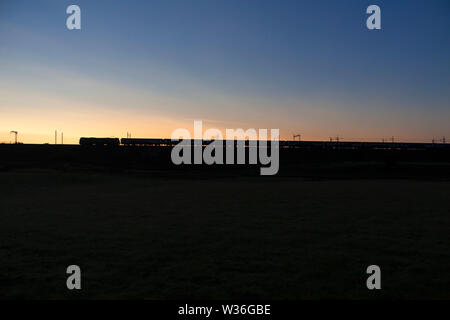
[10, 131, 18, 144]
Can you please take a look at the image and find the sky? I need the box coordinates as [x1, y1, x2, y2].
[0, 0, 449, 144]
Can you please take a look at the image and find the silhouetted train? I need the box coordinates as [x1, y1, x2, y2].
[121, 138, 173, 146]
[79, 137, 120, 147]
[79, 137, 450, 152]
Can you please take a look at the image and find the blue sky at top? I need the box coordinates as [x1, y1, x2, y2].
[0, 0, 449, 142]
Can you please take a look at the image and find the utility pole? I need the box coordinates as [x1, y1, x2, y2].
[61, 132, 64, 145]
[293, 134, 301, 141]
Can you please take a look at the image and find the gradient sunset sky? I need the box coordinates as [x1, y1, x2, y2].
[1, 0, 449, 144]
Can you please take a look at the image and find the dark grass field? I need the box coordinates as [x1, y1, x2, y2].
[1, 169, 449, 299]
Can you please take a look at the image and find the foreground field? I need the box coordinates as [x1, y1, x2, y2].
[0, 171, 449, 299]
